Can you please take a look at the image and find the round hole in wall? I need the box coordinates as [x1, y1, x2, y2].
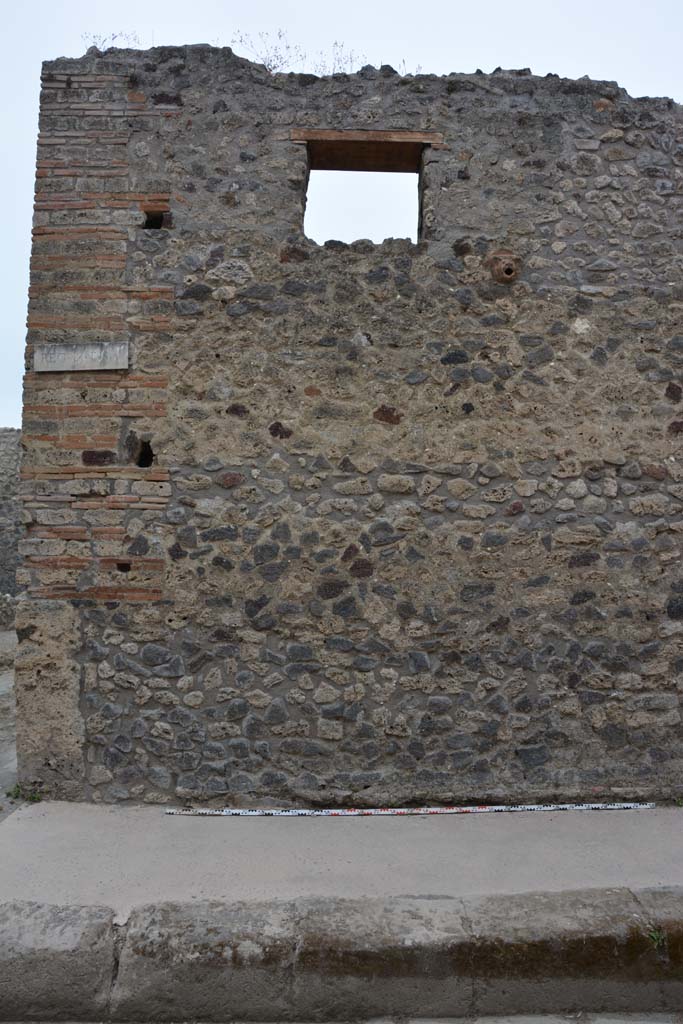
[487, 249, 520, 284]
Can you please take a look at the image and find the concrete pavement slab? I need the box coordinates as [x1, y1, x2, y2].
[0, 803, 681, 922]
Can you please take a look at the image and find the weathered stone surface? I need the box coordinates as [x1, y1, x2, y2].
[0, 901, 115, 1019]
[0, 595, 16, 631]
[3, 888, 682, 1021]
[0, 631, 17, 799]
[107, 891, 683, 1020]
[13, 46, 683, 805]
[14, 600, 84, 798]
[33, 339, 129, 372]
[0, 429, 20, 598]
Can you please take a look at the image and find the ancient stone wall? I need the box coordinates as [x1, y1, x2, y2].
[16, 46, 683, 804]
[0, 429, 21, 599]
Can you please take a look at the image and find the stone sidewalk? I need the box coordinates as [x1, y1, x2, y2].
[1, 802, 682, 1020]
[1, 802, 682, 915]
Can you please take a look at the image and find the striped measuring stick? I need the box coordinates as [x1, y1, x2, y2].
[166, 801, 655, 818]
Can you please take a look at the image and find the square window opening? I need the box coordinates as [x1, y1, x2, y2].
[295, 131, 443, 246]
[305, 170, 419, 245]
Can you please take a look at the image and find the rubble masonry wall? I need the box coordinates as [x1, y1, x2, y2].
[0, 429, 21, 600]
[16, 46, 683, 804]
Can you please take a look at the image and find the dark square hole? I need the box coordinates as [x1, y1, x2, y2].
[143, 210, 171, 229]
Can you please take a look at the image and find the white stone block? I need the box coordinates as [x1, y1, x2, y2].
[34, 341, 129, 373]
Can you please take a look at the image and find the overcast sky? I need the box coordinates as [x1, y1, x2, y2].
[1, 0, 682, 428]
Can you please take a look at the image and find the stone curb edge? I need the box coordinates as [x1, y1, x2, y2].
[1, 887, 682, 1021]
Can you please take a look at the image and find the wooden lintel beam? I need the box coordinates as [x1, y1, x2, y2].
[291, 129, 446, 173]
[291, 129, 445, 145]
